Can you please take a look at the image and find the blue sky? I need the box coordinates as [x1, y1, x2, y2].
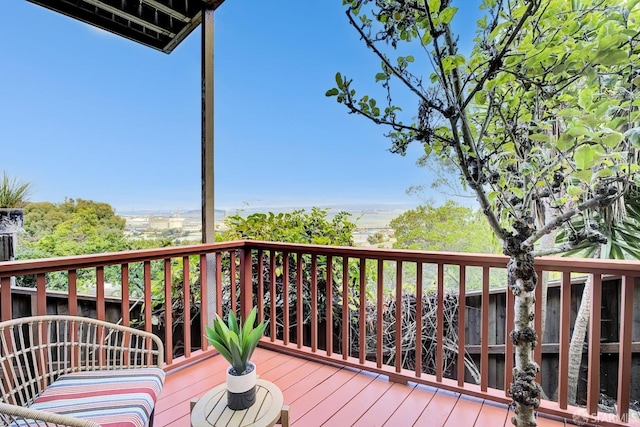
[1, 1, 481, 212]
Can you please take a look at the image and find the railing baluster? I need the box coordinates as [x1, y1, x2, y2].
[68, 269, 78, 317]
[200, 254, 208, 352]
[1, 276, 11, 320]
[311, 254, 318, 352]
[505, 273, 514, 397]
[558, 271, 571, 409]
[436, 263, 444, 382]
[617, 274, 634, 422]
[395, 261, 402, 373]
[587, 273, 602, 417]
[215, 253, 222, 316]
[230, 251, 237, 314]
[143, 261, 152, 333]
[182, 256, 191, 359]
[120, 265, 129, 327]
[376, 259, 383, 369]
[325, 255, 333, 356]
[415, 262, 423, 378]
[257, 250, 264, 323]
[37, 273, 46, 316]
[239, 248, 253, 321]
[283, 251, 290, 346]
[481, 266, 489, 392]
[269, 250, 276, 340]
[96, 266, 105, 321]
[163, 258, 173, 366]
[296, 253, 303, 349]
[534, 267, 543, 385]
[457, 265, 466, 388]
[342, 256, 349, 361]
[359, 257, 366, 365]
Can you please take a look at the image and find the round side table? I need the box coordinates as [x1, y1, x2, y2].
[190, 379, 289, 427]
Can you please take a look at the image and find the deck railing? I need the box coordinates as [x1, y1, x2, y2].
[1, 240, 638, 426]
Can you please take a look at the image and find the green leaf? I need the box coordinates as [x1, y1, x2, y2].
[625, 128, 640, 148]
[375, 72, 387, 82]
[578, 88, 593, 110]
[565, 126, 593, 138]
[601, 131, 624, 148]
[439, 7, 458, 24]
[406, 55, 414, 63]
[528, 133, 550, 142]
[228, 311, 239, 335]
[205, 328, 234, 365]
[574, 169, 593, 183]
[325, 88, 339, 97]
[567, 185, 582, 196]
[574, 144, 595, 170]
[335, 72, 343, 88]
[511, 188, 524, 199]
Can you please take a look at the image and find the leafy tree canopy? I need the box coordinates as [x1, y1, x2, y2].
[20, 198, 130, 258]
[218, 207, 356, 246]
[391, 200, 501, 253]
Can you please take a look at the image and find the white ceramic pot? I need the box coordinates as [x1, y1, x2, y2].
[226, 362, 257, 410]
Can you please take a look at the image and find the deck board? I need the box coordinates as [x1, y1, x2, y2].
[156, 347, 569, 426]
[384, 383, 438, 425]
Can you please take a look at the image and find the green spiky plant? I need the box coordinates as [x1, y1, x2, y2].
[205, 307, 267, 375]
[0, 172, 31, 208]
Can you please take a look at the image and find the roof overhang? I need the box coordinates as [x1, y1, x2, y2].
[27, 0, 226, 53]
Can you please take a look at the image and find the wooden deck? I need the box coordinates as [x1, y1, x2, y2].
[155, 347, 571, 426]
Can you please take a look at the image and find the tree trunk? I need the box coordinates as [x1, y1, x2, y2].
[508, 251, 542, 427]
[567, 245, 600, 404]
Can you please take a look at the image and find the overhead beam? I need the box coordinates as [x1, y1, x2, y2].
[81, 0, 176, 37]
[142, 0, 189, 22]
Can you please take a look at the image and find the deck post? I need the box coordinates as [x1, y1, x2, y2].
[201, 4, 216, 326]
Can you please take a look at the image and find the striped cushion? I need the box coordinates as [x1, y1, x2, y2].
[28, 368, 165, 427]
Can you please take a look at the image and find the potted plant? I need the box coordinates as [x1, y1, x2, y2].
[0, 171, 32, 234]
[205, 307, 267, 410]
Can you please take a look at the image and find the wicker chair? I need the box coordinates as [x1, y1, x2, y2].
[0, 315, 165, 427]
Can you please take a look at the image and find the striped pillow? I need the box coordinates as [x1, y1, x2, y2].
[28, 368, 165, 427]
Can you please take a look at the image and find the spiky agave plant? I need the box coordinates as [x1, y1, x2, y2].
[0, 172, 31, 208]
[205, 307, 267, 374]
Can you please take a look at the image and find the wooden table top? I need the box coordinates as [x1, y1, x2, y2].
[191, 379, 284, 427]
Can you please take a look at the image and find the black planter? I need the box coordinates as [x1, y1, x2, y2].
[226, 385, 257, 410]
[0, 208, 24, 234]
[225, 362, 257, 410]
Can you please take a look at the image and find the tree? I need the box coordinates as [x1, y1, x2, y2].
[328, 1, 639, 425]
[391, 200, 503, 290]
[218, 207, 355, 246]
[20, 199, 129, 257]
[17, 199, 174, 293]
[367, 230, 389, 246]
[390, 200, 500, 253]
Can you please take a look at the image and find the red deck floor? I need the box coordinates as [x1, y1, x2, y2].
[155, 347, 570, 426]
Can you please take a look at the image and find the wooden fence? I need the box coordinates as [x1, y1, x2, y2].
[465, 275, 640, 406]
